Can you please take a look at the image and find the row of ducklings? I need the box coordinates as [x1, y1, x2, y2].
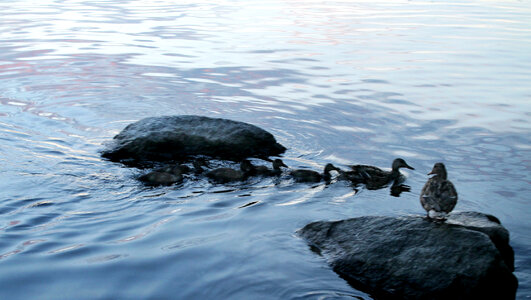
[139, 157, 414, 188]
[139, 157, 457, 220]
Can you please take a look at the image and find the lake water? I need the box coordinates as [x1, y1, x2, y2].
[1, 0, 530, 299]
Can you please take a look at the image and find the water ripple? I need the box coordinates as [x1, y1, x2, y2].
[0, 0, 530, 299]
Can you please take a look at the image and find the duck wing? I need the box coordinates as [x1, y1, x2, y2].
[254, 165, 273, 176]
[350, 165, 391, 189]
[139, 171, 182, 186]
[438, 180, 458, 213]
[420, 179, 442, 211]
[206, 168, 244, 183]
[420, 178, 458, 213]
[290, 170, 322, 183]
[337, 170, 365, 184]
[349, 165, 381, 174]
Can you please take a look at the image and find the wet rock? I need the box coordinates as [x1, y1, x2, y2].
[101, 115, 286, 166]
[298, 212, 517, 300]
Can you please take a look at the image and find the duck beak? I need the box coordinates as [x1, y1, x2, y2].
[427, 168, 436, 176]
[281, 162, 288, 168]
[405, 163, 415, 170]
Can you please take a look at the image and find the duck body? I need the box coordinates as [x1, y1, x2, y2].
[206, 168, 246, 183]
[290, 163, 340, 183]
[290, 169, 322, 183]
[349, 158, 414, 190]
[336, 169, 366, 185]
[138, 164, 190, 186]
[251, 159, 288, 176]
[206, 160, 253, 184]
[420, 163, 458, 219]
[191, 157, 209, 175]
[137, 159, 211, 186]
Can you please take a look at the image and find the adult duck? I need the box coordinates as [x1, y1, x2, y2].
[336, 167, 367, 185]
[290, 163, 340, 183]
[206, 160, 254, 184]
[420, 162, 458, 220]
[349, 158, 414, 190]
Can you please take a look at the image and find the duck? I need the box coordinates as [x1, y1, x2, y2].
[420, 162, 458, 220]
[336, 168, 367, 185]
[349, 158, 414, 190]
[138, 164, 191, 186]
[289, 163, 340, 183]
[249, 159, 288, 176]
[138, 158, 209, 186]
[191, 157, 209, 175]
[206, 160, 254, 184]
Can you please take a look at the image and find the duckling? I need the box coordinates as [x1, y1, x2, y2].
[290, 163, 340, 183]
[206, 160, 253, 184]
[138, 164, 190, 186]
[164, 164, 192, 175]
[191, 158, 209, 175]
[251, 159, 288, 176]
[349, 158, 414, 190]
[420, 163, 458, 220]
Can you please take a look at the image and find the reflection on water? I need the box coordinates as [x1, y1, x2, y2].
[1, 0, 530, 299]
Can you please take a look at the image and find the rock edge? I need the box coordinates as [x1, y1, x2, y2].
[101, 115, 286, 166]
[298, 212, 517, 300]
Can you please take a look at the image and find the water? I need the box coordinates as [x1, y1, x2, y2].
[1, 0, 530, 298]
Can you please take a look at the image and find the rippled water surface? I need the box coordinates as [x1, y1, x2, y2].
[1, 0, 530, 299]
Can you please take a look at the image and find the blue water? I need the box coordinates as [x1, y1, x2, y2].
[1, 0, 530, 299]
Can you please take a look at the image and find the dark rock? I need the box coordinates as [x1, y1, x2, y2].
[101, 115, 286, 166]
[298, 212, 517, 300]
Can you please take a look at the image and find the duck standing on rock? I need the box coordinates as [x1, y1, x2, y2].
[349, 158, 415, 190]
[290, 163, 340, 183]
[420, 162, 458, 220]
[206, 160, 254, 184]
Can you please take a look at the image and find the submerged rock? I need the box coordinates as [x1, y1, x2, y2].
[101, 115, 286, 166]
[298, 212, 517, 300]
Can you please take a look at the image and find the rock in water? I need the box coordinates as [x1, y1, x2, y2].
[298, 212, 517, 300]
[101, 115, 286, 166]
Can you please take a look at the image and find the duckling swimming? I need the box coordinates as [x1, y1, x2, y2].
[250, 159, 288, 176]
[290, 163, 340, 183]
[206, 160, 254, 184]
[420, 162, 458, 220]
[349, 158, 414, 190]
[191, 157, 209, 175]
[138, 164, 191, 186]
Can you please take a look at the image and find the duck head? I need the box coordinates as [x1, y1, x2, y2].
[428, 162, 447, 179]
[324, 163, 341, 174]
[192, 158, 209, 174]
[392, 158, 415, 171]
[273, 159, 288, 170]
[240, 160, 255, 174]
